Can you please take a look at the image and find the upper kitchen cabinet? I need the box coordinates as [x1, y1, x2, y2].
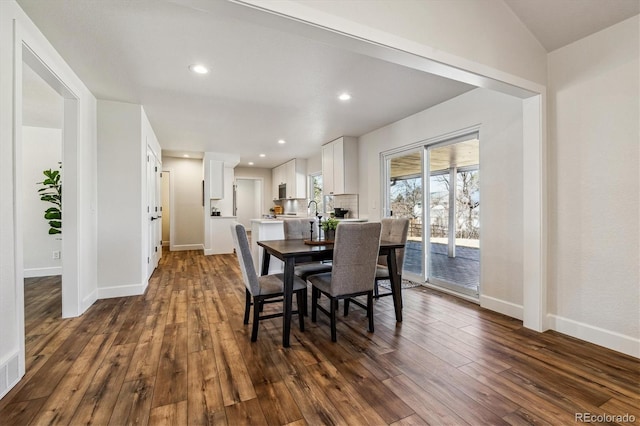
[322, 136, 358, 195]
[286, 158, 307, 199]
[272, 158, 307, 199]
[208, 159, 224, 199]
[272, 163, 285, 200]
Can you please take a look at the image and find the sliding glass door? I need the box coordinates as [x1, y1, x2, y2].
[383, 133, 480, 298]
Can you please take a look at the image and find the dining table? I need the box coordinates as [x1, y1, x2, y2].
[257, 238, 405, 347]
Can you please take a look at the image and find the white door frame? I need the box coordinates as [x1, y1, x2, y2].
[234, 177, 264, 229]
[13, 24, 83, 382]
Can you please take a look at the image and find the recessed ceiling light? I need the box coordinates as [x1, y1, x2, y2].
[189, 64, 209, 74]
[278, 139, 286, 144]
[248, 161, 254, 165]
[259, 154, 266, 157]
[338, 92, 351, 101]
[183, 154, 190, 158]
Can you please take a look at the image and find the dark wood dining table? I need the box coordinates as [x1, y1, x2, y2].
[257, 238, 405, 347]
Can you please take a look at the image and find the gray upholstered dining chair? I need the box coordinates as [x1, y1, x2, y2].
[230, 222, 306, 342]
[308, 222, 382, 342]
[374, 217, 409, 298]
[283, 218, 333, 280]
[344, 217, 409, 316]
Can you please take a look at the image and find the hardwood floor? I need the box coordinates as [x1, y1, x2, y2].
[2, 250, 638, 425]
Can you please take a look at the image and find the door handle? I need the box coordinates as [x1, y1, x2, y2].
[150, 216, 158, 221]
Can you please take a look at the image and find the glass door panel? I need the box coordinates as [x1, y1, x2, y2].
[386, 150, 423, 279]
[427, 137, 480, 297]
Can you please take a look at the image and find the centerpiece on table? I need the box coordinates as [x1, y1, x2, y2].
[321, 217, 339, 242]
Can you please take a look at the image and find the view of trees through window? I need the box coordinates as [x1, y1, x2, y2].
[390, 176, 422, 238]
[310, 174, 323, 215]
[390, 170, 479, 242]
[430, 170, 479, 241]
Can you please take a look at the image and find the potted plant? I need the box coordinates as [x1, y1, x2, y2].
[37, 165, 62, 235]
[321, 217, 339, 241]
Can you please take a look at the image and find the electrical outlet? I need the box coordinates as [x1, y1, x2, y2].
[52, 251, 61, 260]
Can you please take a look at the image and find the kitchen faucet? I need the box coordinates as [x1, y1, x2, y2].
[307, 200, 318, 217]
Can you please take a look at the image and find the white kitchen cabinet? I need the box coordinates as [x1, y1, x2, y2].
[272, 158, 306, 199]
[322, 136, 358, 195]
[250, 219, 284, 273]
[209, 159, 224, 199]
[285, 158, 307, 199]
[209, 217, 235, 254]
[272, 164, 285, 200]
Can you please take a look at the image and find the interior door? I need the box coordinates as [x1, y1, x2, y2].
[147, 147, 161, 277]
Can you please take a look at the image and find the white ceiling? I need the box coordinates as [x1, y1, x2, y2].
[505, 0, 639, 52]
[17, 0, 639, 168]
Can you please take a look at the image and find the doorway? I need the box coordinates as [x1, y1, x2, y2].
[14, 40, 82, 384]
[161, 170, 171, 248]
[383, 132, 480, 298]
[235, 178, 263, 229]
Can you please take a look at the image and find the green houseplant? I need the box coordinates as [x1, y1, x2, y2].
[37, 166, 62, 235]
[321, 217, 339, 241]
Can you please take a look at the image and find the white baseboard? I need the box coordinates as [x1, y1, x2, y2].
[547, 314, 639, 358]
[170, 244, 204, 252]
[0, 350, 21, 400]
[23, 266, 62, 278]
[204, 248, 235, 256]
[162, 240, 170, 246]
[97, 282, 147, 299]
[479, 294, 524, 320]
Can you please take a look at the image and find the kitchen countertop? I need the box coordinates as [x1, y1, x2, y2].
[210, 216, 236, 219]
[251, 217, 367, 224]
[251, 218, 284, 224]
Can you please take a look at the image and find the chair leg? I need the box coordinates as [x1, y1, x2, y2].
[330, 298, 338, 342]
[244, 289, 251, 325]
[374, 279, 379, 298]
[311, 287, 318, 323]
[302, 287, 308, 316]
[367, 291, 374, 333]
[344, 299, 350, 316]
[251, 296, 261, 342]
[296, 290, 305, 332]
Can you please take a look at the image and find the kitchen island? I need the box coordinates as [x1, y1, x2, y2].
[250, 217, 367, 273]
[206, 216, 237, 255]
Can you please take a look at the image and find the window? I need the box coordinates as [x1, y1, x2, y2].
[309, 173, 323, 216]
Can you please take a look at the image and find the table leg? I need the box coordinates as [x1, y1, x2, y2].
[261, 248, 271, 276]
[282, 257, 295, 347]
[388, 248, 403, 322]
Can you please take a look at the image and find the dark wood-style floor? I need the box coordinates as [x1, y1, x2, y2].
[1, 249, 638, 425]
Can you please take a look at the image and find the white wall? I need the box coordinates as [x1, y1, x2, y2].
[547, 16, 639, 356]
[97, 100, 144, 296]
[22, 126, 62, 277]
[1, 0, 98, 399]
[96, 101, 161, 297]
[306, 152, 322, 175]
[163, 157, 204, 249]
[359, 88, 524, 312]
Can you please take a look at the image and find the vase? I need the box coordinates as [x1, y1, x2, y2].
[324, 229, 335, 241]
